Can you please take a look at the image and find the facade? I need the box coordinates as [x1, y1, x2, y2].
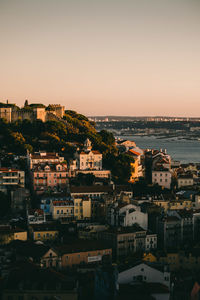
[158, 216, 182, 249]
[127, 148, 144, 182]
[118, 262, 170, 288]
[152, 169, 172, 189]
[109, 203, 148, 230]
[31, 162, 68, 193]
[0, 168, 25, 192]
[50, 200, 74, 220]
[145, 233, 157, 251]
[0, 102, 65, 123]
[75, 139, 102, 171]
[56, 240, 112, 267]
[177, 175, 194, 188]
[30, 224, 59, 241]
[28, 151, 64, 169]
[74, 197, 92, 220]
[0, 107, 12, 122]
[99, 225, 147, 258]
[28, 209, 46, 224]
[0, 226, 27, 245]
[159, 250, 200, 271]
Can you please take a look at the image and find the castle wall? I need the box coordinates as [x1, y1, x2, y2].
[0, 104, 64, 123]
[0, 107, 12, 122]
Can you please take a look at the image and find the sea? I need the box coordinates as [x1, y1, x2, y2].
[116, 135, 200, 164]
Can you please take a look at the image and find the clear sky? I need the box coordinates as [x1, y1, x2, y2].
[0, 0, 200, 116]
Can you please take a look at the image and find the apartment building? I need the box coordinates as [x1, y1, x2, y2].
[0, 168, 25, 193]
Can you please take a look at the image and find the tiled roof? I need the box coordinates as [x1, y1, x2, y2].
[55, 239, 111, 255]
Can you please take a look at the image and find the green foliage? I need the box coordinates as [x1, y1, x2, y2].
[71, 173, 96, 186]
[0, 109, 134, 183]
[0, 192, 11, 217]
[99, 130, 115, 145]
[103, 153, 134, 183]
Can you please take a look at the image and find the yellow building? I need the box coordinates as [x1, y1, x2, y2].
[74, 197, 91, 220]
[30, 224, 59, 241]
[50, 200, 74, 220]
[143, 252, 157, 263]
[153, 199, 193, 212]
[127, 149, 143, 183]
[0, 226, 27, 245]
[159, 251, 200, 271]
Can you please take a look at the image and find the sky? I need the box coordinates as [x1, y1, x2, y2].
[0, 0, 200, 117]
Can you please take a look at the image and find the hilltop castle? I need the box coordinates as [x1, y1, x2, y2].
[0, 101, 65, 122]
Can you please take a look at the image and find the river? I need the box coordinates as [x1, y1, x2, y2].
[116, 135, 200, 163]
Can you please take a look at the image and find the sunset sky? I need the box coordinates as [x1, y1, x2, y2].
[0, 0, 200, 116]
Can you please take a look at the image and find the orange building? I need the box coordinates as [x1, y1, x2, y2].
[55, 240, 112, 267]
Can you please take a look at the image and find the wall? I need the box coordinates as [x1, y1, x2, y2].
[118, 263, 170, 288]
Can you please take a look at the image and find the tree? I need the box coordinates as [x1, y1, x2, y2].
[0, 192, 10, 217]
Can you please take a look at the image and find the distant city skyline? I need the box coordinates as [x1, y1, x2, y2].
[1, 0, 200, 117]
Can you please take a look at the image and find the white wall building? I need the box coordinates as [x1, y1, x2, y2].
[118, 262, 170, 288]
[152, 169, 172, 189]
[112, 203, 148, 230]
[75, 139, 102, 171]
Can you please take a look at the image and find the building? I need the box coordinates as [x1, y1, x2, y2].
[74, 139, 111, 179]
[55, 240, 112, 268]
[29, 224, 59, 241]
[177, 174, 194, 188]
[159, 249, 200, 272]
[0, 168, 25, 193]
[10, 187, 29, 214]
[0, 102, 65, 123]
[75, 139, 102, 171]
[152, 168, 172, 189]
[108, 203, 148, 230]
[158, 216, 182, 249]
[74, 197, 92, 220]
[99, 225, 147, 258]
[127, 148, 144, 182]
[145, 232, 157, 251]
[50, 200, 74, 220]
[0, 226, 27, 245]
[118, 261, 170, 288]
[27, 151, 65, 169]
[27, 208, 46, 224]
[31, 162, 68, 193]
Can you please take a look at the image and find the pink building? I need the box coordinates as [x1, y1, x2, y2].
[32, 163, 68, 194]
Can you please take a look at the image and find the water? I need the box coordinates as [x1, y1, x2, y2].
[117, 135, 200, 163]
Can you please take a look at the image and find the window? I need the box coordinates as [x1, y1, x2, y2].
[57, 210, 59, 214]
[165, 276, 169, 281]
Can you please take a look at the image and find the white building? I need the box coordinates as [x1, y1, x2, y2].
[109, 203, 148, 230]
[75, 139, 102, 171]
[152, 169, 172, 189]
[118, 262, 170, 288]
